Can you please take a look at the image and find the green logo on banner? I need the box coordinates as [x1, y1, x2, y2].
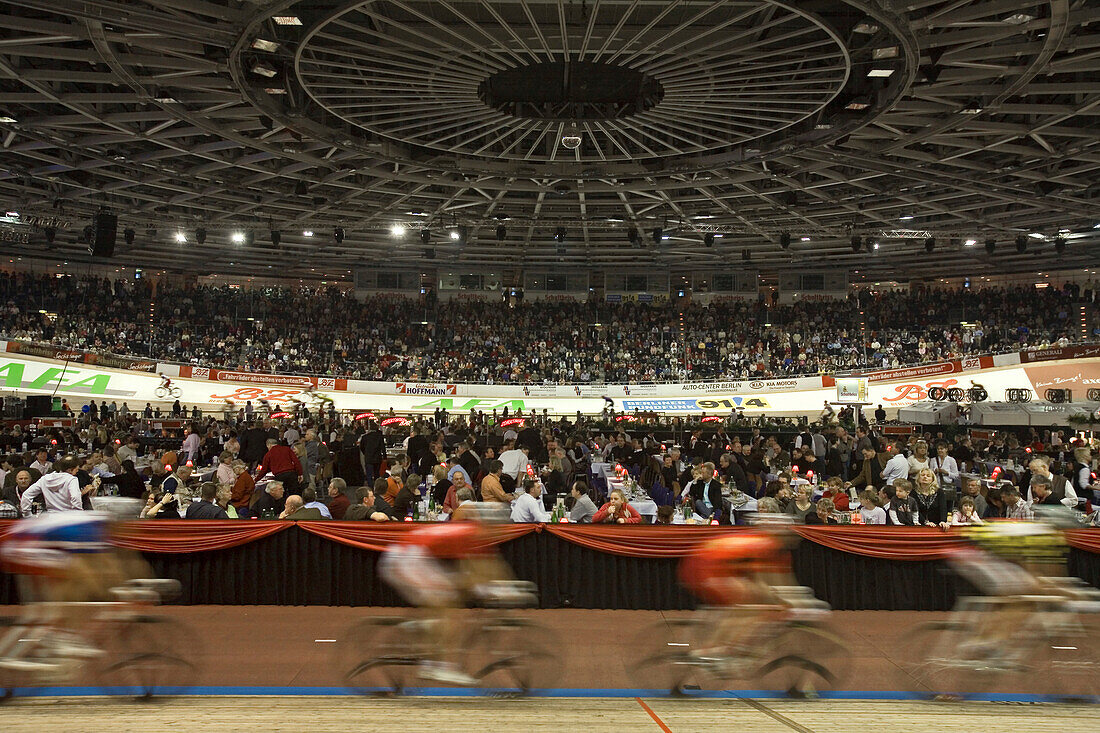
[412, 398, 527, 411]
[0, 361, 113, 395]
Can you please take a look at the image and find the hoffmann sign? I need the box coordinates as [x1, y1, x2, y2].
[0, 344, 1097, 416]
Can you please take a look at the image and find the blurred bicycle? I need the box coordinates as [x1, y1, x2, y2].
[628, 531, 847, 697]
[0, 508, 201, 701]
[903, 517, 1100, 701]
[337, 513, 560, 695]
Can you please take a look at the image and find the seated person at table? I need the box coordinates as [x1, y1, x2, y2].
[682, 463, 724, 522]
[302, 486, 332, 519]
[784, 481, 814, 523]
[479, 460, 515, 504]
[655, 505, 675, 525]
[344, 484, 393, 521]
[279, 494, 323, 520]
[804, 497, 840, 524]
[960, 475, 987, 517]
[511, 478, 549, 523]
[885, 479, 921, 525]
[569, 481, 598, 524]
[951, 496, 985, 526]
[250, 480, 286, 518]
[327, 478, 351, 520]
[858, 489, 887, 524]
[184, 482, 229, 519]
[593, 488, 642, 524]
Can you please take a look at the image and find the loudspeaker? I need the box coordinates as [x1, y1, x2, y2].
[88, 211, 117, 257]
[24, 395, 54, 418]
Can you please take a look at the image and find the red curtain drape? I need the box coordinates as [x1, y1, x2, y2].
[110, 520, 291, 553]
[790, 525, 968, 561]
[544, 524, 743, 558]
[1067, 529, 1100, 554]
[296, 521, 538, 552]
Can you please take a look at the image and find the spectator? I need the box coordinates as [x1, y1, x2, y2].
[593, 489, 642, 524]
[19, 456, 83, 514]
[185, 482, 229, 519]
[568, 481, 597, 523]
[251, 480, 286, 518]
[951, 496, 984, 526]
[886, 479, 920, 526]
[302, 486, 332, 519]
[280, 494, 322, 520]
[256, 438, 303, 496]
[858, 489, 887, 525]
[480, 460, 515, 504]
[327, 478, 351, 519]
[511, 478, 549, 523]
[344, 485, 391, 521]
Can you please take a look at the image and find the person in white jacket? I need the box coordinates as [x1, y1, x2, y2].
[929, 442, 959, 488]
[510, 478, 549, 523]
[20, 456, 85, 514]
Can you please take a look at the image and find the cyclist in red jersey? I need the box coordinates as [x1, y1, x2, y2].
[679, 532, 801, 659]
[379, 513, 518, 684]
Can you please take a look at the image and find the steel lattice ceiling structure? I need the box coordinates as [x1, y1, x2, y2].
[0, 0, 1098, 282]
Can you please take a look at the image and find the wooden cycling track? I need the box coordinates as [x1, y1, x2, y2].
[2, 607, 1098, 732]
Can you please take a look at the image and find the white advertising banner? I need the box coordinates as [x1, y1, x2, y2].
[0, 351, 1096, 416]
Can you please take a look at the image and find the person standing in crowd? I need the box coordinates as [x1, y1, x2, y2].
[19, 456, 83, 513]
[256, 438, 303, 496]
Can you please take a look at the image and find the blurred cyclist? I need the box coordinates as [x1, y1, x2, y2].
[378, 505, 525, 684]
[1, 510, 147, 659]
[678, 531, 805, 661]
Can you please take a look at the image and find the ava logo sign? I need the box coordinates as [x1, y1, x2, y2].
[0, 359, 127, 396]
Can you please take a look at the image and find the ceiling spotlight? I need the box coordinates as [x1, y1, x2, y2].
[496, 224, 507, 241]
[651, 227, 663, 245]
[742, 248, 751, 262]
[561, 133, 582, 150]
[425, 247, 436, 260]
[924, 237, 936, 253]
[449, 229, 460, 241]
[873, 242, 880, 250]
[555, 226, 567, 243]
[850, 235, 862, 252]
[243, 230, 255, 247]
[174, 231, 186, 244]
[420, 229, 431, 244]
[42, 226, 56, 244]
[985, 238, 996, 254]
[196, 227, 207, 244]
[251, 38, 280, 52]
[964, 239, 977, 246]
[627, 227, 640, 246]
[272, 16, 302, 25]
[703, 233, 715, 247]
[270, 230, 281, 247]
[390, 224, 405, 237]
[452, 225, 468, 245]
[250, 61, 278, 78]
[1054, 237, 1067, 254]
[334, 227, 345, 244]
[779, 232, 791, 250]
[1014, 234, 1027, 253]
[123, 228, 135, 245]
[302, 229, 314, 237]
[800, 236, 811, 242]
[231, 231, 245, 244]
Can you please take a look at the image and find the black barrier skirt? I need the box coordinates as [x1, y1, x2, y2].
[0, 529, 1097, 610]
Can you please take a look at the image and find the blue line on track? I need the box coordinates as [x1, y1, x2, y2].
[5, 686, 1099, 703]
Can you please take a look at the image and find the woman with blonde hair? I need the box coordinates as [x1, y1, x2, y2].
[912, 467, 949, 528]
[592, 489, 642, 524]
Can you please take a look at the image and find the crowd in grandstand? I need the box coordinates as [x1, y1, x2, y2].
[1, 271, 1096, 383]
[1, 406, 1097, 524]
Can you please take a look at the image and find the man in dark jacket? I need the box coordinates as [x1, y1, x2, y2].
[359, 421, 385, 484]
[185, 482, 229, 519]
[238, 420, 269, 468]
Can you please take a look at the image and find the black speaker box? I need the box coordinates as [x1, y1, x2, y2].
[88, 211, 117, 257]
[24, 395, 55, 418]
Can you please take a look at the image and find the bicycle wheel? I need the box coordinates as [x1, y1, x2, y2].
[1028, 610, 1100, 701]
[626, 617, 713, 694]
[754, 624, 849, 698]
[463, 617, 561, 695]
[154, 387, 167, 399]
[896, 618, 1013, 700]
[335, 617, 425, 695]
[96, 614, 202, 700]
